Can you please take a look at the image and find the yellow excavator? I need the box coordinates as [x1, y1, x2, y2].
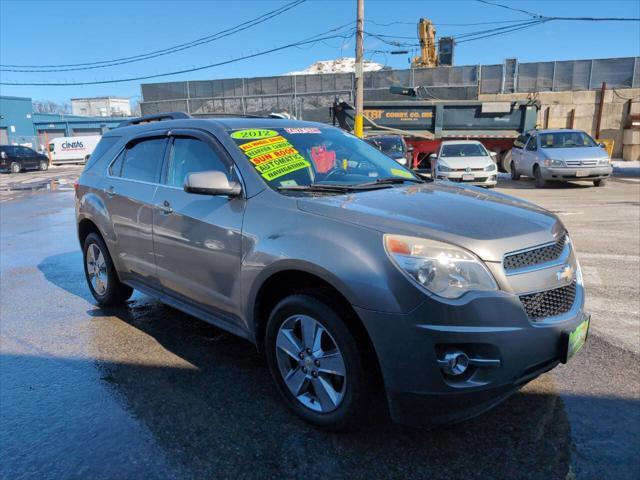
[411, 18, 438, 68]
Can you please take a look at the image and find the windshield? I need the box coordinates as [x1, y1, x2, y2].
[229, 127, 418, 190]
[539, 132, 597, 148]
[370, 136, 405, 154]
[440, 143, 487, 157]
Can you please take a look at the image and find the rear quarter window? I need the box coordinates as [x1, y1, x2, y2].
[85, 136, 121, 170]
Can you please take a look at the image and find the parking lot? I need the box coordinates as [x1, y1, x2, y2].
[1, 169, 639, 479]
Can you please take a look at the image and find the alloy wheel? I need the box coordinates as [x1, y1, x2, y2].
[86, 243, 108, 296]
[275, 314, 347, 413]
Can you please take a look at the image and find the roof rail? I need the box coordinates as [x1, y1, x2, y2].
[119, 111, 191, 127]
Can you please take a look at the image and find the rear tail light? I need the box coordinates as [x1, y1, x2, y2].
[74, 180, 79, 194]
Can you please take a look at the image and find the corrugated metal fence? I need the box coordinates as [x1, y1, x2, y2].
[141, 57, 639, 120]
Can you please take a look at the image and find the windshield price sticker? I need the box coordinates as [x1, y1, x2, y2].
[284, 127, 321, 134]
[239, 136, 287, 152]
[230, 129, 278, 140]
[390, 168, 414, 179]
[236, 134, 311, 181]
[260, 157, 311, 181]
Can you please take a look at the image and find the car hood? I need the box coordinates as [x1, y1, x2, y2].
[539, 146, 608, 161]
[296, 183, 563, 262]
[439, 156, 492, 169]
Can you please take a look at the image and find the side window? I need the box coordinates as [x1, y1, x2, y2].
[86, 136, 120, 170]
[164, 137, 229, 188]
[18, 147, 33, 156]
[525, 136, 537, 151]
[109, 151, 125, 177]
[120, 137, 166, 183]
[513, 135, 526, 149]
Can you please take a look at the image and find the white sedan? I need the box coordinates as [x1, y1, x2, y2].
[429, 140, 498, 188]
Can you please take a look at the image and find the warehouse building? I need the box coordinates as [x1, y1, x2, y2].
[0, 95, 132, 151]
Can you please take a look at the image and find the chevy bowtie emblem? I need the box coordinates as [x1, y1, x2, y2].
[557, 264, 574, 283]
[466, 167, 471, 173]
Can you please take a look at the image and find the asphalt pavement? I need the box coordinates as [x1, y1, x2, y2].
[1, 172, 638, 480]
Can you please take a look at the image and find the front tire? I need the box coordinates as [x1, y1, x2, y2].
[39, 160, 49, 171]
[594, 179, 607, 187]
[533, 165, 547, 188]
[265, 294, 370, 430]
[510, 162, 521, 180]
[83, 232, 133, 306]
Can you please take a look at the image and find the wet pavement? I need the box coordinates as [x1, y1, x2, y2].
[1, 180, 639, 480]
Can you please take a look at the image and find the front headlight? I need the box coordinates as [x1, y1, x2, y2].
[384, 234, 498, 299]
[484, 163, 497, 171]
[438, 162, 452, 172]
[543, 159, 565, 167]
[598, 158, 610, 165]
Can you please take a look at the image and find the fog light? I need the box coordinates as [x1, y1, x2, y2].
[438, 350, 469, 376]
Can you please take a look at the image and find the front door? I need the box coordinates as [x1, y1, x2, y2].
[105, 134, 167, 288]
[522, 134, 539, 175]
[152, 130, 245, 323]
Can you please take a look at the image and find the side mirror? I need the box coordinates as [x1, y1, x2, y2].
[428, 153, 437, 160]
[599, 142, 607, 149]
[184, 171, 242, 197]
[489, 151, 497, 157]
[407, 145, 414, 153]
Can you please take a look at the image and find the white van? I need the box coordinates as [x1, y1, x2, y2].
[48, 135, 101, 165]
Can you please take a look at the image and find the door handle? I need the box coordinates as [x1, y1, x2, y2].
[106, 185, 116, 197]
[157, 200, 173, 214]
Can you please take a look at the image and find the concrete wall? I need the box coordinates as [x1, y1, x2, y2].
[479, 88, 640, 158]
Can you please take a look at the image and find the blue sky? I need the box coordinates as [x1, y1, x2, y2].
[1, 0, 638, 103]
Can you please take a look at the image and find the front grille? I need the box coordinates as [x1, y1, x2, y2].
[451, 167, 485, 172]
[504, 234, 567, 271]
[565, 160, 597, 166]
[448, 176, 488, 182]
[519, 281, 577, 320]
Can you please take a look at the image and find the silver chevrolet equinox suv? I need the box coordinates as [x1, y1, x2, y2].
[76, 113, 590, 430]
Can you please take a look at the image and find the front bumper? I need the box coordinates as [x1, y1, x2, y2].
[355, 284, 587, 426]
[437, 170, 498, 186]
[540, 165, 612, 181]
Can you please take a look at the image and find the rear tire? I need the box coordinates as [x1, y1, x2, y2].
[265, 294, 371, 431]
[10, 162, 20, 174]
[533, 165, 547, 188]
[39, 160, 49, 171]
[83, 232, 133, 306]
[510, 162, 521, 180]
[593, 179, 607, 187]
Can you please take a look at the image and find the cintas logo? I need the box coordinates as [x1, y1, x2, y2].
[62, 140, 84, 150]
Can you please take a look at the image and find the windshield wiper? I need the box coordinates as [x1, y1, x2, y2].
[353, 176, 425, 188]
[277, 183, 357, 192]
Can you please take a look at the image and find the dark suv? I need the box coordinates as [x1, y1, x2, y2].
[0, 145, 50, 173]
[76, 113, 589, 430]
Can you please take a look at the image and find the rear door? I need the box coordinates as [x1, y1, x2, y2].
[18, 147, 38, 169]
[106, 134, 168, 288]
[152, 129, 245, 324]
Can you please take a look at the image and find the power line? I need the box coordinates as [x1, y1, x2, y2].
[0, 0, 307, 71]
[457, 19, 550, 44]
[476, 0, 640, 22]
[0, 26, 355, 86]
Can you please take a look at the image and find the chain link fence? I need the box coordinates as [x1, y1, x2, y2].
[140, 57, 639, 120]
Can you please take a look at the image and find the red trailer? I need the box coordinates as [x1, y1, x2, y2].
[361, 99, 540, 173]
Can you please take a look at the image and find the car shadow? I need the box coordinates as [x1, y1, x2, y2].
[32, 252, 639, 479]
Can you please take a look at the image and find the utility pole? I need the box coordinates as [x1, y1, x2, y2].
[354, 0, 364, 137]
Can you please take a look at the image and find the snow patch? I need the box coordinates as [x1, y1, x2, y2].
[285, 57, 384, 75]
